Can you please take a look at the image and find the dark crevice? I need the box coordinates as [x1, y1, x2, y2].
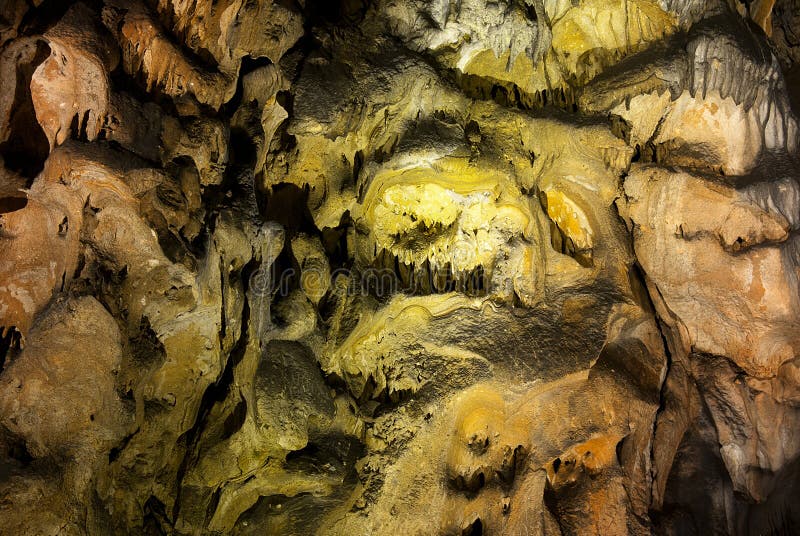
[221, 398, 247, 439]
[0, 327, 21, 372]
[172, 254, 259, 523]
[108, 68, 180, 119]
[1, 425, 33, 467]
[143, 495, 171, 535]
[462, 517, 483, 536]
[649, 319, 678, 493]
[204, 487, 222, 527]
[303, 0, 372, 28]
[0, 39, 50, 178]
[321, 211, 353, 271]
[616, 437, 626, 466]
[223, 56, 274, 116]
[128, 318, 167, 369]
[0, 196, 27, 214]
[285, 434, 364, 480]
[18, 0, 86, 35]
[610, 114, 632, 143]
[108, 429, 137, 463]
[263, 182, 319, 236]
[352, 149, 364, 184]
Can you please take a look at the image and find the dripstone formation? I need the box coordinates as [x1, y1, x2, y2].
[1, 0, 800, 534]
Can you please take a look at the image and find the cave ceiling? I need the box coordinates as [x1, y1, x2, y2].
[1, 0, 800, 534]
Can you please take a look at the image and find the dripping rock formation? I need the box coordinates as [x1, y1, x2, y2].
[1, 0, 800, 534]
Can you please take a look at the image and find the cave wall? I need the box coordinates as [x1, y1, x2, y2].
[1, 0, 800, 534]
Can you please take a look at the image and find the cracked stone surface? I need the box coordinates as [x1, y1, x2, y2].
[1, 0, 800, 534]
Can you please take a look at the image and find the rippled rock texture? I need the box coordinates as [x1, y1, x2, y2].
[1, 0, 800, 534]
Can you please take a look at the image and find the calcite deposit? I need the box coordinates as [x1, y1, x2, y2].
[1, 0, 800, 534]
